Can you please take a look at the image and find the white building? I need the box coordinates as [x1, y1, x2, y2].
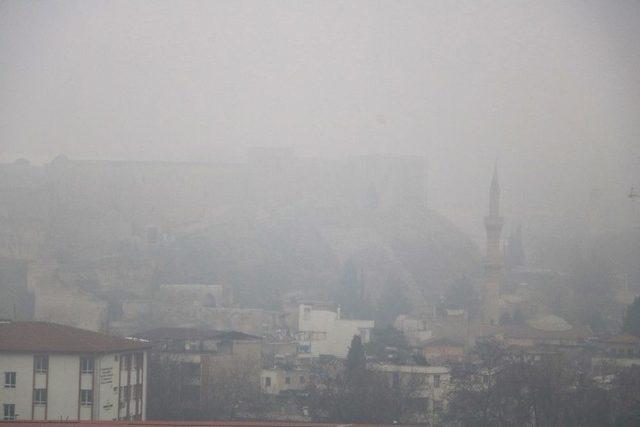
[0, 321, 150, 421]
[296, 304, 374, 358]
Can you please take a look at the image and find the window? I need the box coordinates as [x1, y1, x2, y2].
[4, 372, 16, 388]
[300, 376, 305, 384]
[185, 340, 200, 352]
[433, 374, 441, 388]
[202, 340, 218, 353]
[81, 358, 94, 374]
[134, 353, 144, 371]
[285, 376, 291, 385]
[133, 384, 143, 400]
[264, 377, 271, 387]
[34, 355, 48, 373]
[392, 372, 400, 388]
[81, 389, 93, 406]
[34, 388, 47, 405]
[124, 355, 132, 371]
[3, 404, 15, 420]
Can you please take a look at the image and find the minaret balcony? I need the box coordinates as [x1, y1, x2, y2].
[484, 216, 504, 228]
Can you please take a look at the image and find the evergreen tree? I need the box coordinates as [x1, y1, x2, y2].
[622, 296, 640, 336]
[345, 335, 366, 381]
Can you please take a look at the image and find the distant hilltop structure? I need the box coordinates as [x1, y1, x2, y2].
[0, 150, 429, 258]
[0, 150, 440, 329]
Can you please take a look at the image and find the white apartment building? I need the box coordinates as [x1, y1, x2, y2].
[0, 321, 150, 421]
[296, 304, 374, 358]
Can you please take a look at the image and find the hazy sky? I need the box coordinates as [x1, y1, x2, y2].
[1, 0, 639, 234]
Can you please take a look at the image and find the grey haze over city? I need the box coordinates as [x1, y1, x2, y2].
[1, 1, 640, 426]
[2, 0, 639, 238]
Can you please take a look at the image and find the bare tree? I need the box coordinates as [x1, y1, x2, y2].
[147, 354, 201, 420]
[447, 340, 616, 427]
[200, 356, 265, 420]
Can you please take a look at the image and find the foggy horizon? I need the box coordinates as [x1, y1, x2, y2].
[2, 2, 640, 426]
[2, 0, 640, 239]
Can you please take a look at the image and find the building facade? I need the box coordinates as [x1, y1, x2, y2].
[296, 304, 374, 358]
[135, 327, 262, 419]
[369, 363, 450, 424]
[261, 367, 311, 395]
[0, 321, 149, 421]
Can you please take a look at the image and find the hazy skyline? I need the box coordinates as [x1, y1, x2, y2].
[1, 0, 639, 236]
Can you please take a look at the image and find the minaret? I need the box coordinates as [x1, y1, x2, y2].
[483, 165, 504, 325]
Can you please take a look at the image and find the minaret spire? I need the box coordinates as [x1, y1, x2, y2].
[483, 163, 504, 325]
[489, 163, 500, 216]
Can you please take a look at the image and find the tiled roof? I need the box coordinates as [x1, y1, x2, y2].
[134, 327, 261, 342]
[502, 324, 592, 341]
[0, 321, 150, 353]
[601, 334, 640, 345]
[421, 337, 465, 347]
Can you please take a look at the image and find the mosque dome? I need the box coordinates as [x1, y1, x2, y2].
[51, 154, 70, 165]
[13, 158, 30, 165]
[527, 314, 573, 332]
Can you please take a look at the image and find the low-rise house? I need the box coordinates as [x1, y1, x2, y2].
[592, 334, 640, 370]
[394, 315, 432, 346]
[0, 321, 150, 421]
[296, 304, 374, 358]
[261, 367, 311, 395]
[499, 315, 591, 349]
[420, 337, 465, 364]
[262, 339, 298, 368]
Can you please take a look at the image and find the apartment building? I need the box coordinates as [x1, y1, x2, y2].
[369, 363, 450, 424]
[0, 321, 150, 421]
[134, 327, 262, 416]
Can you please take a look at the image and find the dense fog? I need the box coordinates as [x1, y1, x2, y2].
[2, 1, 639, 238]
[1, 2, 640, 426]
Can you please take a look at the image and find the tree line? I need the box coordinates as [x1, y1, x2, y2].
[447, 339, 640, 427]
